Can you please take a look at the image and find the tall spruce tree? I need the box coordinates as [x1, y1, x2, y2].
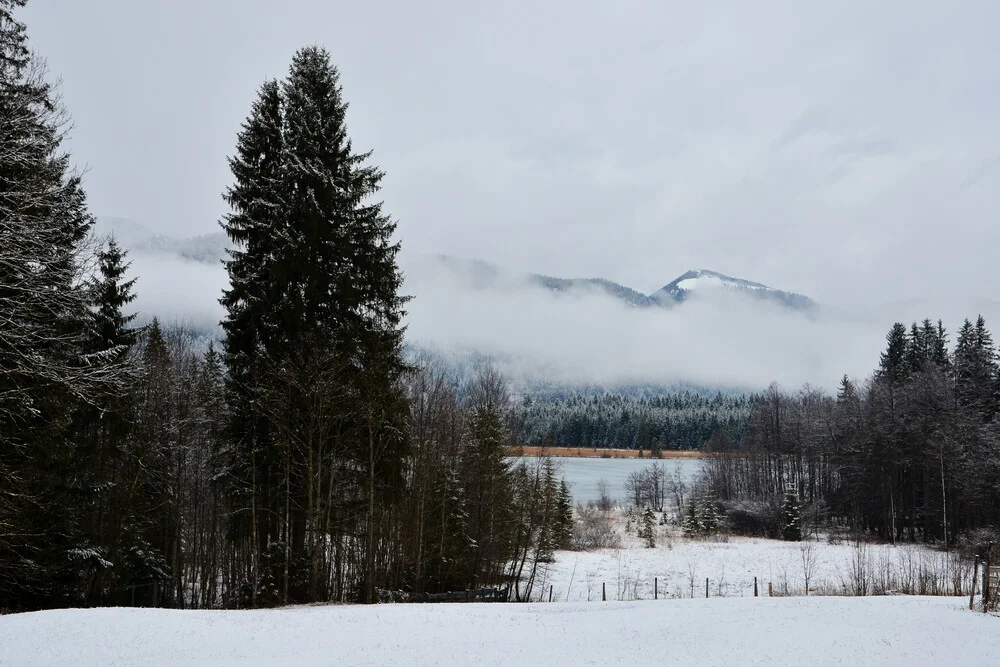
[554, 479, 574, 549]
[932, 320, 950, 368]
[0, 0, 129, 610]
[218, 77, 284, 607]
[878, 323, 909, 385]
[906, 322, 927, 374]
[89, 237, 139, 357]
[220, 78, 283, 383]
[955, 316, 998, 419]
[76, 235, 140, 605]
[220, 47, 409, 604]
[972, 316, 998, 420]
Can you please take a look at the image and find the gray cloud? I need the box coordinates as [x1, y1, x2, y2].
[125, 252, 228, 334]
[113, 240, 1000, 393]
[24, 0, 1000, 337]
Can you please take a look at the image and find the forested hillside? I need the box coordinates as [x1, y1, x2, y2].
[514, 391, 754, 451]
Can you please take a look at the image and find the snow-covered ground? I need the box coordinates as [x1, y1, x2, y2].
[2, 512, 991, 665]
[1, 596, 996, 666]
[534, 534, 974, 602]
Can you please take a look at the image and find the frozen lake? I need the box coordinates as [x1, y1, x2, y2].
[511, 456, 705, 506]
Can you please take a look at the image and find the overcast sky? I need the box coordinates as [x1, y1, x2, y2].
[22, 0, 1000, 312]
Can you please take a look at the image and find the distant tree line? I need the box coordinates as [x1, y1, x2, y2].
[514, 391, 753, 452]
[0, 3, 567, 612]
[705, 317, 1000, 546]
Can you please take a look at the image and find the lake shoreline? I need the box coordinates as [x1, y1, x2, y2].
[512, 445, 705, 459]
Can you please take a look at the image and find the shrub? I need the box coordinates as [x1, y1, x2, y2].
[573, 505, 621, 550]
[723, 500, 780, 538]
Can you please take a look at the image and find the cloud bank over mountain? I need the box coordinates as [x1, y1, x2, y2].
[97, 217, 981, 392]
[401, 255, 877, 390]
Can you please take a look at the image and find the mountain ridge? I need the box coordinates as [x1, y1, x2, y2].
[650, 268, 816, 311]
[93, 216, 817, 313]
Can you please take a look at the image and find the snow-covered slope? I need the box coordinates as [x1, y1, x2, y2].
[651, 268, 816, 311]
[0, 597, 994, 666]
[419, 257, 814, 312]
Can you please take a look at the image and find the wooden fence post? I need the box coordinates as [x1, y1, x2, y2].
[754, 577, 758, 597]
[705, 578, 709, 598]
[768, 582, 773, 597]
[984, 542, 993, 614]
[655, 577, 658, 600]
[549, 585, 553, 603]
[603, 582, 606, 601]
[969, 557, 979, 611]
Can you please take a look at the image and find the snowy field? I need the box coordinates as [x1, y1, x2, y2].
[534, 534, 976, 602]
[1, 597, 996, 666]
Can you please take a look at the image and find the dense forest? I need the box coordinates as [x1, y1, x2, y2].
[0, 2, 568, 612]
[514, 390, 753, 452]
[705, 317, 1000, 546]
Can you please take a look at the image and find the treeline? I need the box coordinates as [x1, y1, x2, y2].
[706, 317, 1000, 546]
[515, 391, 753, 451]
[0, 3, 566, 612]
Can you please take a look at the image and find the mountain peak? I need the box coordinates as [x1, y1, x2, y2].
[650, 268, 814, 311]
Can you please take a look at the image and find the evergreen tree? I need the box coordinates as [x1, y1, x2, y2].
[640, 506, 656, 548]
[972, 316, 998, 420]
[0, 0, 126, 610]
[906, 322, 927, 374]
[464, 387, 514, 583]
[220, 77, 283, 389]
[954, 318, 975, 392]
[219, 47, 410, 604]
[837, 375, 857, 403]
[197, 342, 227, 440]
[534, 461, 559, 562]
[88, 237, 139, 357]
[878, 323, 909, 385]
[955, 316, 998, 419]
[75, 235, 140, 605]
[682, 502, 701, 538]
[699, 494, 719, 535]
[274, 47, 407, 350]
[218, 79, 285, 606]
[123, 318, 174, 605]
[781, 490, 802, 541]
[554, 479, 574, 550]
[931, 320, 950, 368]
[427, 466, 472, 591]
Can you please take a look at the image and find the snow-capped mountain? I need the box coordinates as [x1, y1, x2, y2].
[416, 256, 813, 312]
[92, 217, 817, 335]
[91, 217, 825, 391]
[650, 269, 815, 311]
